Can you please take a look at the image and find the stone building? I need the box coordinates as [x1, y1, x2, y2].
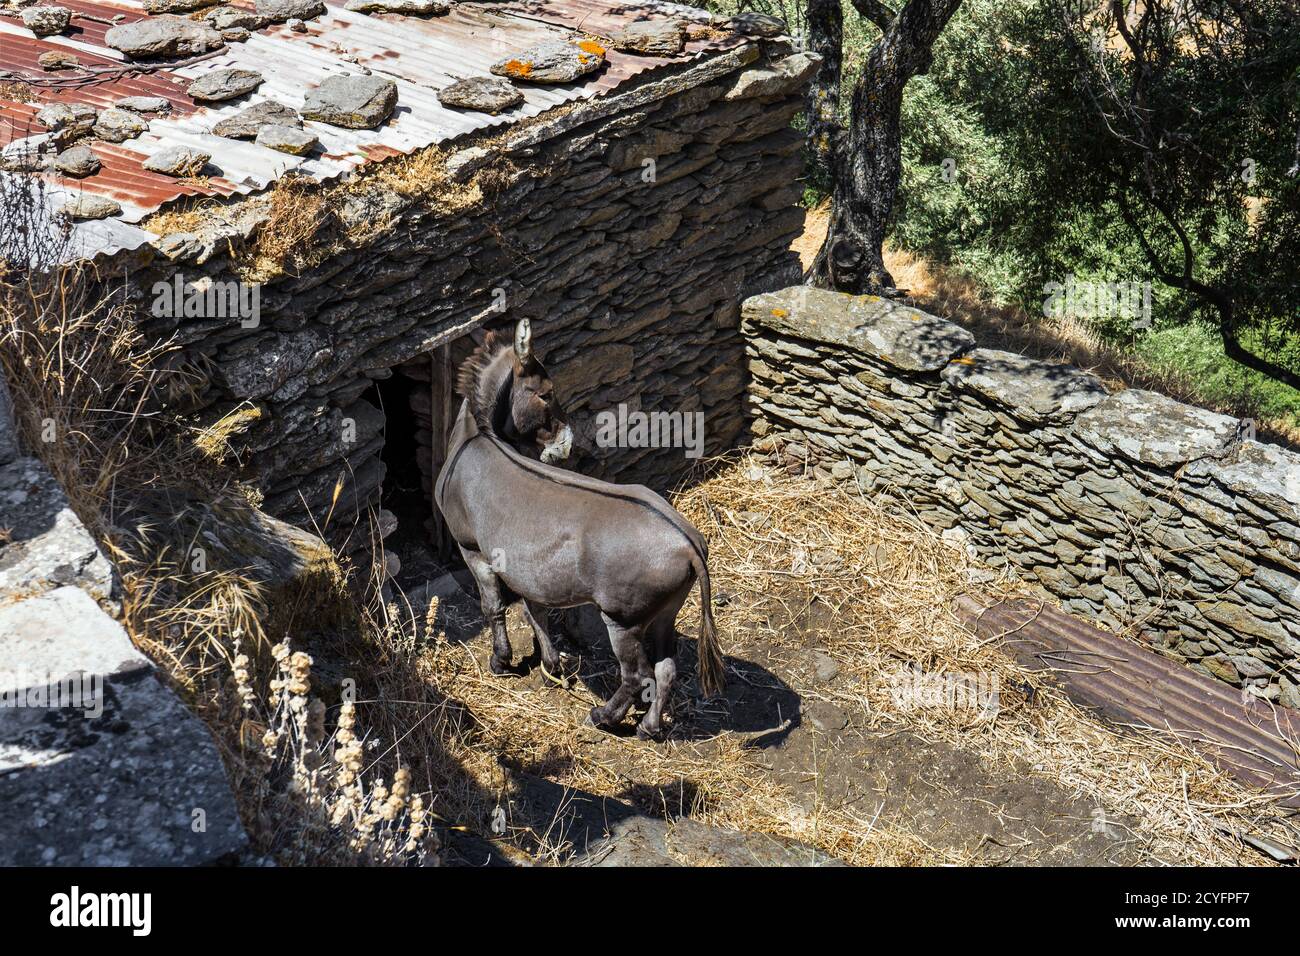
[3, 0, 816, 566]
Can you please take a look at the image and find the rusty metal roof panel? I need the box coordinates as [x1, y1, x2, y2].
[1, 0, 758, 260]
[955, 595, 1300, 807]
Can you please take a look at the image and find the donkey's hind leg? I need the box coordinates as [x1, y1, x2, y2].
[461, 546, 513, 676]
[523, 599, 572, 680]
[587, 614, 649, 730]
[637, 589, 687, 740]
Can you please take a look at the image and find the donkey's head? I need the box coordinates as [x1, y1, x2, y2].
[458, 318, 573, 464]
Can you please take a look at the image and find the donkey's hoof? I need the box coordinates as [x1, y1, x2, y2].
[635, 722, 662, 742]
[585, 707, 613, 731]
[489, 654, 513, 676]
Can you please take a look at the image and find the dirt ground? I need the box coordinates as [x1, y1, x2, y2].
[397, 457, 1289, 867]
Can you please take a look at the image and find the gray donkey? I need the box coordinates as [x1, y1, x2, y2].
[434, 319, 724, 738]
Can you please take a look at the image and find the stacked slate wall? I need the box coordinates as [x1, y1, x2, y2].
[109, 46, 816, 561]
[743, 287, 1300, 708]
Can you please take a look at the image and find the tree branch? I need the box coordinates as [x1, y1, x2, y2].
[848, 0, 897, 31]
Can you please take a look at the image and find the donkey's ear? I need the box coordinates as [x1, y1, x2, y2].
[513, 318, 532, 361]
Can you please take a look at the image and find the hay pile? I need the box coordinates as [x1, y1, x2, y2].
[413, 455, 1296, 865]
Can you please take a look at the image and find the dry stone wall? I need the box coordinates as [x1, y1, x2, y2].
[743, 287, 1300, 708]
[111, 46, 815, 559]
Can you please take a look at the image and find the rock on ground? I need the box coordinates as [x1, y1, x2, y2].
[213, 99, 301, 139]
[610, 20, 685, 56]
[143, 145, 211, 177]
[345, 0, 448, 12]
[59, 194, 121, 220]
[585, 814, 842, 866]
[187, 67, 264, 102]
[255, 124, 318, 155]
[256, 0, 326, 22]
[437, 76, 523, 114]
[92, 107, 147, 143]
[21, 5, 70, 37]
[490, 39, 607, 84]
[104, 15, 225, 60]
[0, 457, 115, 601]
[0, 588, 248, 866]
[54, 145, 100, 177]
[301, 74, 398, 128]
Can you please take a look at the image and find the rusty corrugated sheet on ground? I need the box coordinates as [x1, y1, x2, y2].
[0, 0, 754, 259]
[955, 595, 1300, 807]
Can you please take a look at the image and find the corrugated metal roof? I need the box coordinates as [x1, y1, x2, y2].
[0, 0, 753, 259]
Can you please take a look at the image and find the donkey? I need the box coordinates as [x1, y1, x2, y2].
[434, 319, 724, 738]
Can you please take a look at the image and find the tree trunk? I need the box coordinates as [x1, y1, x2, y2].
[805, 0, 844, 175]
[809, 73, 904, 293]
[808, 0, 964, 295]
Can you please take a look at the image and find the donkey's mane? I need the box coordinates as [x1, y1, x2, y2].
[456, 332, 512, 431]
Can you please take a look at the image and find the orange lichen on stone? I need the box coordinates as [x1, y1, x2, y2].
[502, 59, 533, 77]
[770, 308, 788, 318]
[577, 39, 606, 56]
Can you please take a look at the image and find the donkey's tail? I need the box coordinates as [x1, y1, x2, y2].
[691, 548, 725, 698]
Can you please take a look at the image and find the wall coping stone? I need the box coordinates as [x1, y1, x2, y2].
[743, 286, 975, 372]
[1073, 388, 1238, 468]
[941, 348, 1108, 423]
[1185, 439, 1300, 522]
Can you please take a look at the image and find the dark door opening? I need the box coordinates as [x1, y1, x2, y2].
[365, 364, 449, 590]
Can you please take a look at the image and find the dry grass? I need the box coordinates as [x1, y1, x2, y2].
[796, 203, 1300, 447]
[410, 455, 1297, 865]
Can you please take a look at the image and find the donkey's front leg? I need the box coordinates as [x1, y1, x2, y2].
[461, 547, 513, 675]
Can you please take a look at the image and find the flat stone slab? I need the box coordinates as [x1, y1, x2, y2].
[490, 40, 607, 84]
[0, 587, 248, 865]
[255, 124, 318, 154]
[36, 102, 97, 139]
[725, 51, 821, 101]
[743, 287, 975, 372]
[92, 107, 148, 143]
[204, 4, 269, 29]
[21, 5, 70, 37]
[212, 99, 301, 139]
[344, 0, 448, 12]
[437, 77, 524, 114]
[54, 145, 100, 177]
[301, 74, 398, 129]
[610, 20, 685, 56]
[942, 348, 1108, 422]
[59, 194, 121, 220]
[144, 0, 210, 11]
[1185, 439, 1300, 522]
[115, 95, 172, 114]
[256, 0, 326, 22]
[104, 15, 226, 60]
[729, 11, 786, 36]
[143, 145, 211, 177]
[1072, 388, 1237, 468]
[0, 457, 115, 602]
[187, 68, 264, 102]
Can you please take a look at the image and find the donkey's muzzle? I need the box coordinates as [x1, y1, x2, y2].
[541, 424, 573, 464]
